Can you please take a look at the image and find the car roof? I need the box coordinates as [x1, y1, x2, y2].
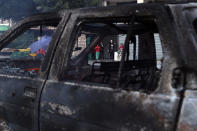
[21, 1, 197, 20]
[56, 2, 197, 17]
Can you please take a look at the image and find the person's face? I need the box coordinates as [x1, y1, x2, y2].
[110, 40, 113, 43]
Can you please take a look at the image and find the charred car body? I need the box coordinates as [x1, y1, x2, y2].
[0, 1, 196, 131]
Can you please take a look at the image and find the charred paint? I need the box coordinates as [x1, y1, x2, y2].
[0, 2, 196, 131]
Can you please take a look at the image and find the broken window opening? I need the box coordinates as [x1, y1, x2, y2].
[64, 16, 164, 93]
[0, 19, 61, 77]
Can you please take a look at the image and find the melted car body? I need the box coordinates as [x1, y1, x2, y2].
[0, 2, 196, 131]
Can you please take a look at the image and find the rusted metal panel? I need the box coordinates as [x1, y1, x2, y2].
[0, 11, 68, 131]
[168, 3, 197, 71]
[42, 3, 184, 131]
[176, 72, 197, 131]
[0, 75, 45, 131]
[177, 90, 197, 131]
[40, 81, 180, 131]
[0, 2, 196, 131]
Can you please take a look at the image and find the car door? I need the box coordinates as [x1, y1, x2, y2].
[0, 12, 68, 131]
[169, 3, 197, 130]
[40, 5, 182, 131]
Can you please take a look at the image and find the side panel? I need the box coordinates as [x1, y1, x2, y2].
[169, 4, 197, 131]
[40, 81, 180, 131]
[39, 4, 183, 131]
[0, 11, 69, 130]
[177, 90, 197, 131]
[0, 75, 44, 131]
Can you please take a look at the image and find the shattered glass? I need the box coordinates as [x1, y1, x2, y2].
[0, 25, 58, 77]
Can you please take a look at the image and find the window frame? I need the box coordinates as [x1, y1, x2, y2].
[63, 17, 162, 89]
[51, 5, 181, 94]
[0, 12, 66, 79]
[168, 4, 197, 71]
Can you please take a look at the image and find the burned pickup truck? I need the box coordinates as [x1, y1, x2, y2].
[0, 1, 196, 131]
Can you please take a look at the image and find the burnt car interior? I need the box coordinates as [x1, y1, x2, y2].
[0, 19, 61, 77]
[65, 16, 163, 93]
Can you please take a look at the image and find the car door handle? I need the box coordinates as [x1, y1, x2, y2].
[24, 86, 37, 101]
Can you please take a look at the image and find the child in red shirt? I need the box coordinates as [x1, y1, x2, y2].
[95, 45, 101, 60]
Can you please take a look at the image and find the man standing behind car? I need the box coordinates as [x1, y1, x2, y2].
[108, 40, 115, 59]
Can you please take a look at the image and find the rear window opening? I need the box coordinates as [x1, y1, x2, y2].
[64, 16, 164, 93]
